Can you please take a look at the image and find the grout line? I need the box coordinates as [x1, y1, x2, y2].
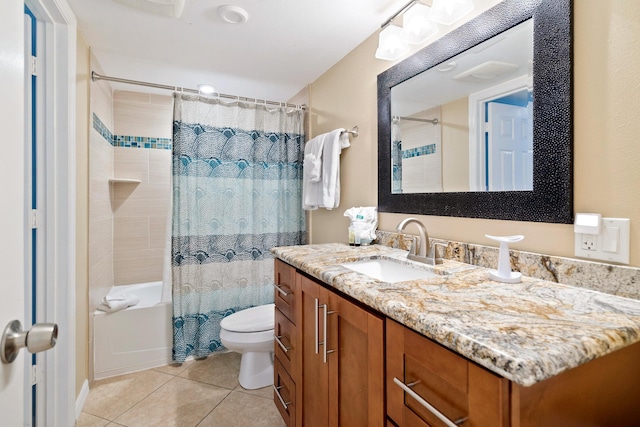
[194, 389, 235, 427]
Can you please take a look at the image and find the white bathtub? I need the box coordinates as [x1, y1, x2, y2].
[94, 281, 172, 380]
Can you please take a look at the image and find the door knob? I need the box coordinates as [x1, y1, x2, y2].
[1, 320, 58, 364]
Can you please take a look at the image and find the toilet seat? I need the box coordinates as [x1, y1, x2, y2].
[220, 303, 275, 333]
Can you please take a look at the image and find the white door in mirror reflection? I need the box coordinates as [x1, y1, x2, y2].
[487, 101, 533, 191]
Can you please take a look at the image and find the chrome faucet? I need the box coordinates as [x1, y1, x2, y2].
[395, 218, 443, 265]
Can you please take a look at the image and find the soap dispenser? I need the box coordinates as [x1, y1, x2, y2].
[485, 235, 524, 283]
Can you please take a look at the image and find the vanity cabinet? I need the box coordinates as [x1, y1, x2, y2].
[273, 259, 384, 427]
[275, 257, 640, 427]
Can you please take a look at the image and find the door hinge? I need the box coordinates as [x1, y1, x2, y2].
[483, 122, 490, 133]
[30, 56, 38, 76]
[31, 364, 43, 385]
[30, 209, 39, 229]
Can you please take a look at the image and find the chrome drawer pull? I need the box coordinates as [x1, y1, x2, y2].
[273, 385, 291, 409]
[393, 377, 468, 427]
[323, 305, 336, 364]
[315, 298, 320, 355]
[273, 283, 291, 297]
[274, 334, 291, 353]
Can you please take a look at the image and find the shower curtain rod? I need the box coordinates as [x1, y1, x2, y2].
[91, 71, 307, 110]
[395, 115, 439, 125]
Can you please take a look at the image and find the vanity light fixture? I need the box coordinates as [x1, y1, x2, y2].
[375, 0, 474, 60]
[375, 25, 410, 61]
[429, 0, 475, 25]
[400, 3, 439, 45]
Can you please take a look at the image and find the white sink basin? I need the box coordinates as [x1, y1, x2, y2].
[340, 258, 440, 283]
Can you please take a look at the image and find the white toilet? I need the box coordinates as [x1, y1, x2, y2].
[220, 303, 275, 389]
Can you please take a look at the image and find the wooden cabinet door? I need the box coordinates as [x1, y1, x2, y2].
[328, 292, 384, 427]
[300, 274, 330, 427]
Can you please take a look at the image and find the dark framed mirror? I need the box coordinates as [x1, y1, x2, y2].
[377, 0, 572, 223]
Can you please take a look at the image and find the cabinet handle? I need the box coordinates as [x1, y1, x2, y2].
[273, 385, 291, 410]
[314, 298, 320, 355]
[273, 283, 291, 297]
[322, 304, 336, 364]
[274, 334, 291, 353]
[393, 377, 468, 427]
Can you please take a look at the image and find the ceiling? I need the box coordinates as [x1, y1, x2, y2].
[67, 0, 408, 102]
[68, 0, 505, 103]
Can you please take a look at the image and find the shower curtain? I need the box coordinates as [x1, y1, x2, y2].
[171, 93, 306, 362]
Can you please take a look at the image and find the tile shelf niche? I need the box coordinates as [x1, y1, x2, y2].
[108, 178, 142, 184]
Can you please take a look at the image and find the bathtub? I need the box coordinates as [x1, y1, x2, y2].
[93, 281, 172, 380]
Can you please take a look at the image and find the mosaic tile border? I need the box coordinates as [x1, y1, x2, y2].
[92, 113, 172, 150]
[376, 230, 640, 300]
[402, 144, 436, 159]
[113, 135, 172, 150]
[92, 112, 114, 145]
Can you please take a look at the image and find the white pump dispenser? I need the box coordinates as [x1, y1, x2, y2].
[485, 235, 524, 283]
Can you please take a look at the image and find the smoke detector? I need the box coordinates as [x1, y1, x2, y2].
[112, 0, 186, 18]
[217, 5, 249, 24]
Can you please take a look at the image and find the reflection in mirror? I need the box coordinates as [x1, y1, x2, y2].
[391, 19, 533, 193]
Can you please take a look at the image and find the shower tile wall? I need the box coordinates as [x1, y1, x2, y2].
[112, 91, 173, 286]
[89, 55, 115, 384]
[89, 55, 115, 314]
[89, 82, 173, 381]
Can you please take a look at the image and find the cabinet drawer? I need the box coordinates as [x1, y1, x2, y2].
[387, 319, 509, 427]
[274, 307, 297, 374]
[274, 357, 296, 427]
[387, 320, 468, 427]
[274, 259, 296, 324]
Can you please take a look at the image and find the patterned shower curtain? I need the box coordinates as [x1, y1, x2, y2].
[171, 93, 306, 362]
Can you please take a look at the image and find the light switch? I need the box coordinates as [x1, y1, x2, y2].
[603, 226, 619, 253]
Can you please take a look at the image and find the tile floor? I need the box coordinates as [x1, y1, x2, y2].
[77, 352, 286, 427]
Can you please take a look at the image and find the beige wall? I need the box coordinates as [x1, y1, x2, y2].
[75, 31, 90, 399]
[308, 1, 640, 267]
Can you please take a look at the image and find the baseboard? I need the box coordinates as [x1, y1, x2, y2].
[75, 379, 90, 420]
[93, 357, 172, 381]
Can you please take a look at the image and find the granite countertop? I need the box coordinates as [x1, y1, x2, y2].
[272, 243, 640, 387]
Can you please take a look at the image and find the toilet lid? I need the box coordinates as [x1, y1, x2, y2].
[220, 303, 275, 332]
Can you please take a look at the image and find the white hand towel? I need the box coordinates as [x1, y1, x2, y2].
[97, 293, 140, 313]
[320, 129, 350, 210]
[302, 129, 350, 211]
[304, 138, 323, 183]
[302, 134, 325, 210]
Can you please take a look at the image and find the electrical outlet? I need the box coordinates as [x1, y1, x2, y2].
[580, 234, 597, 251]
[575, 218, 630, 264]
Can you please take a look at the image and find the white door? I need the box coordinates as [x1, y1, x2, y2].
[2, 1, 76, 425]
[487, 101, 533, 191]
[0, 0, 28, 424]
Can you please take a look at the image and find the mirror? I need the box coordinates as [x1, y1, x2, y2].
[378, 0, 572, 223]
[392, 19, 533, 193]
